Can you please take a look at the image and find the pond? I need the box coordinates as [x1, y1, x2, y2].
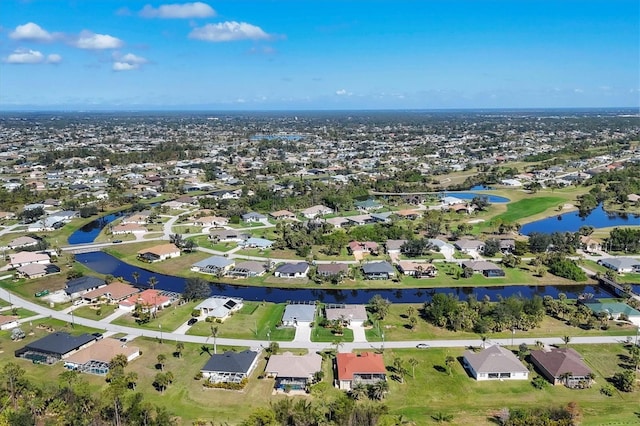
[76, 251, 616, 304]
[67, 212, 124, 245]
[521, 204, 640, 235]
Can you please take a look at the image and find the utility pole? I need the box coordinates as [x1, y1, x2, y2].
[159, 324, 163, 344]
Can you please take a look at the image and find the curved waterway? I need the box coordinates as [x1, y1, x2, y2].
[67, 212, 124, 244]
[76, 252, 613, 304]
[521, 204, 640, 235]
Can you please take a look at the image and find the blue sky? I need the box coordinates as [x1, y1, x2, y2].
[1, 0, 638, 110]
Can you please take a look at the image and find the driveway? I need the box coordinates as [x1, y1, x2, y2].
[349, 323, 367, 342]
[293, 323, 312, 343]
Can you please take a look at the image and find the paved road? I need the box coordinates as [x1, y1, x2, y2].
[1, 288, 638, 351]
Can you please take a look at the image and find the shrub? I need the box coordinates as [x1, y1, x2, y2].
[191, 309, 201, 317]
[202, 378, 248, 390]
[600, 384, 614, 396]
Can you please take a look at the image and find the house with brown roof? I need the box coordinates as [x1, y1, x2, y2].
[82, 281, 139, 303]
[265, 352, 322, 392]
[347, 241, 379, 256]
[394, 210, 422, 220]
[63, 338, 140, 375]
[194, 216, 228, 227]
[300, 205, 333, 219]
[397, 261, 437, 278]
[529, 347, 593, 388]
[121, 213, 150, 225]
[316, 263, 349, 278]
[16, 263, 60, 279]
[269, 210, 297, 220]
[462, 260, 505, 277]
[111, 223, 147, 235]
[325, 305, 368, 325]
[8, 236, 39, 249]
[137, 243, 180, 262]
[0, 314, 19, 330]
[336, 352, 386, 391]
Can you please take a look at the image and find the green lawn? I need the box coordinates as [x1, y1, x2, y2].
[381, 345, 640, 425]
[112, 300, 200, 332]
[491, 196, 566, 225]
[311, 326, 354, 342]
[365, 303, 637, 342]
[186, 235, 238, 252]
[582, 260, 640, 284]
[186, 302, 295, 341]
[72, 303, 117, 319]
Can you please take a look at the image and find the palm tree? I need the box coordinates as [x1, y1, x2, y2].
[407, 306, 416, 317]
[393, 357, 405, 383]
[147, 276, 158, 290]
[445, 356, 455, 376]
[370, 380, 389, 400]
[562, 335, 571, 348]
[157, 354, 166, 371]
[125, 371, 138, 390]
[211, 326, 219, 354]
[408, 357, 419, 378]
[153, 373, 169, 394]
[175, 342, 184, 358]
[349, 383, 368, 400]
[132, 271, 140, 285]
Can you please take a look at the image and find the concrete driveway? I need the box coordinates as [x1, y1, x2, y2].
[293, 323, 312, 342]
[349, 323, 368, 342]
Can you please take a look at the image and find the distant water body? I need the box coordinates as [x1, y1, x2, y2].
[521, 204, 640, 235]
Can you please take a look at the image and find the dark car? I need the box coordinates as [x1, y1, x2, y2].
[112, 239, 123, 243]
[92, 332, 103, 340]
[187, 318, 198, 326]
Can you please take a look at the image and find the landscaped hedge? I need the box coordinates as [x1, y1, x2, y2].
[202, 378, 248, 390]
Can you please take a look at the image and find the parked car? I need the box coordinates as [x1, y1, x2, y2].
[92, 332, 103, 340]
[187, 318, 198, 326]
[416, 343, 430, 349]
[112, 240, 123, 243]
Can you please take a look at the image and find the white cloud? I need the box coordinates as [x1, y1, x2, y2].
[4, 49, 44, 64]
[112, 52, 148, 71]
[335, 89, 353, 96]
[74, 31, 123, 49]
[140, 2, 215, 18]
[46, 54, 62, 64]
[189, 21, 270, 42]
[9, 22, 54, 42]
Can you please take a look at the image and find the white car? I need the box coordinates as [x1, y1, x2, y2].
[416, 343, 430, 349]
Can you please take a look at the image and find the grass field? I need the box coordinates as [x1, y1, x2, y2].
[112, 300, 200, 332]
[365, 303, 637, 342]
[71, 303, 117, 319]
[582, 260, 640, 284]
[311, 325, 354, 342]
[381, 345, 640, 425]
[186, 302, 295, 341]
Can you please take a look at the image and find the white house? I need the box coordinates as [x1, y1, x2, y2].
[463, 345, 529, 381]
[9, 251, 50, 268]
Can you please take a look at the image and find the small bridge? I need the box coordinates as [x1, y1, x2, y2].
[598, 276, 640, 302]
[62, 246, 102, 255]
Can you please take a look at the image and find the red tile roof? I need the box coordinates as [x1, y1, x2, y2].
[336, 352, 386, 381]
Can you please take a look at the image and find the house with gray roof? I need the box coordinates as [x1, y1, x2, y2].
[239, 237, 273, 249]
[191, 255, 235, 275]
[428, 239, 455, 258]
[362, 261, 396, 280]
[209, 229, 250, 243]
[201, 349, 261, 384]
[242, 212, 267, 223]
[274, 262, 309, 278]
[316, 263, 349, 278]
[227, 261, 267, 278]
[462, 260, 505, 277]
[463, 345, 529, 381]
[325, 305, 368, 325]
[15, 332, 98, 364]
[282, 304, 316, 326]
[355, 199, 383, 211]
[265, 352, 323, 391]
[598, 257, 640, 273]
[65, 276, 106, 298]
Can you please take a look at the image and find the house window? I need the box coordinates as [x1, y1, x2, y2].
[499, 373, 511, 378]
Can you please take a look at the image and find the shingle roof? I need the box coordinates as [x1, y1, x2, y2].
[336, 352, 386, 381]
[65, 276, 106, 295]
[275, 262, 309, 274]
[530, 348, 592, 378]
[201, 350, 260, 374]
[282, 304, 316, 322]
[463, 345, 528, 374]
[362, 261, 395, 274]
[24, 332, 96, 356]
[265, 352, 322, 378]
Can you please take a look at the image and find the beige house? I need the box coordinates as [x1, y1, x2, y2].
[137, 244, 181, 262]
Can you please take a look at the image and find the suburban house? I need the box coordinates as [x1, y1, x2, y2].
[0, 314, 19, 330]
[397, 261, 437, 278]
[137, 243, 181, 262]
[16, 263, 60, 279]
[428, 239, 455, 258]
[499, 239, 516, 253]
[119, 289, 172, 313]
[463, 345, 529, 381]
[15, 332, 98, 364]
[195, 296, 243, 320]
[362, 261, 396, 280]
[9, 251, 50, 269]
[242, 212, 267, 223]
[269, 210, 297, 220]
[282, 304, 316, 327]
[394, 210, 422, 220]
[598, 257, 640, 273]
[201, 349, 261, 384]
[325, 217, 349, 228]
[346, 214, 374, 226]
[209, 229, 250, 243]
[385, 239, 408, 255]
[581, 301, 640, 325]
[265, 352, 323, 392]
[355, 199, 383, 212]
[336, 352, 386, 391]
[348, 241, 379, 256]
[316, 263, 349, 278]
[63, 338, 140, 375]
[274, 262, 310, 278]
[367, 212, 391, 223]
[193, 216, 229, 227]
[239, 237, 274, 249]
[454, 239, 485, 254]
[8, 236, 39, 249]
[121, 213, 150, 225]
[462, 260, 506, 277]
[81, 281, 139, 303]
[440, 196, 464, 206]
[579, 235, 602, 253]
[300, 204, 333, 219]
[111, 223, 147, 235]
[227, 260, 267, 278]
[65, 276, 107, 299]
[325, 305, 368, 326]
[529, 347, 593, 388]
[191, 256, 235, 275]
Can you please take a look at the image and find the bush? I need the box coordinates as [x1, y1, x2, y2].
[600, 384, 614, 396]
[532, 376, 548, 390]
[191, 309, 201, 317]
[194, 371, 203, 381]
[202, 378, 248, 390]
[205, 316, 213, 323]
